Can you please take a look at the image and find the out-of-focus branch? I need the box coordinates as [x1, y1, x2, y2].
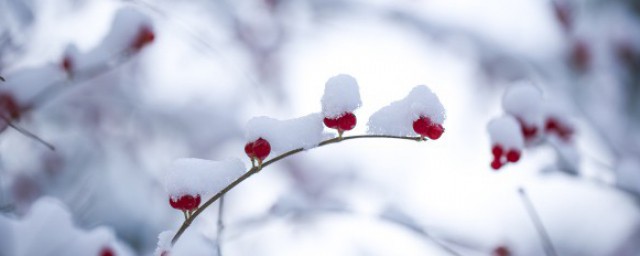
[217, 195, 225, 256]
[0, 115, 54, 150]
[518, 187, 557, 256]
[170, 134, 427, 245]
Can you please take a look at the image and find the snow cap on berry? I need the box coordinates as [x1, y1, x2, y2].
[321, 74, 362, 118]
[245, 113, 324, 154]
[165, 158, 245, 198]
[368, 85, 446, 136]
[502, 81, 543, 127]
[487, 115, 524, 150]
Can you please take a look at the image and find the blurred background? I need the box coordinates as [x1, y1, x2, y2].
[1, 0, 639, 255]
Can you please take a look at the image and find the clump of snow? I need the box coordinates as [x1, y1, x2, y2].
[0, 197, 129, 256]
[165, 158, 245, 198]
[155, 229, 218, 256]
[154, 231, 174, 256]
[487, 115, 524, 150]
[502, 81, 543, 127]
[321, 74, 362, 118]
[367, 85, 446, 136]
[102, 7, 154, 52]
[245, 113, 324, 154]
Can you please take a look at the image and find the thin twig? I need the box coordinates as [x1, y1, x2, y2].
[217, 195, 225, 256]
[518, 187, 557, 256]
[1, 116, 55, 150]
[170, 134, 426, 245]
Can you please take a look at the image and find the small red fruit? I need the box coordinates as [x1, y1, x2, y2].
[0, 93, 20, 119]
[413, 116, 432, 136]
[506, 150, 521, 163]
[492, 144, 504, 158]
[244, 142, 255, 158]
[545, 117, 573, 141]
[169, 194, 201, 211]
[493, 246, 511, 256]
[337, 112, 356, 131]
[252, 138, 271, 161]
[426, 123, 444, 140]
[323, 117, 339, 129]
[100, 247, 115, 256]
[491, 158, 503, 170]
[131, 26, 155, 51]
[61, 56, 73, 74]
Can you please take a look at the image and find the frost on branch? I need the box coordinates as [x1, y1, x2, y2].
[245, 113, 324, 155]
[155, 230, 217, 256]
[487, 115, 524, 170]
[321, 74, 362, 118]
[367, 85, 446, 138]
[0, 197, 127, 256]
[165, 158, 245, 200]
[502, 81, 544, 141]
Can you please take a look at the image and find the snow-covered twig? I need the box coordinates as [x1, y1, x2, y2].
[170, 134, 427, 245]
[518, 187, 557, 256]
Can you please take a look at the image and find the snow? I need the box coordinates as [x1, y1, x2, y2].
[367, 85, 446, 136]
[1, 64, 66, 104]
[0, 197, 129, 256]
[155, 229, 218, 256]
[165, 158, 246, 198]
[616, 157, 640, 196]
[245, 113, 325, 154]
[487, 115, 524, 150]
[321, 74, 362, 118]
[154, 231, 174, 256]
[502, 81, 544, 127]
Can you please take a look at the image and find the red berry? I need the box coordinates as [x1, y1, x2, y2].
[169, 194, 201, 211]
[493, 246, 510, 256]
[506, 150, 521, 163]
[491, 158, 503, 170]
[517, 118, 538, 141]
[252, 138, 271, 161]
[160, 251, 169, 256]
[492, 144, 504, 158]
[426, 123, 444, 140]
[337, 112, 357, 131]
[244, 142, 255, 158]
[412, 116, 432, 137]
[131, 26, 155, 51]
[100, 247, 115, 256]
[0, 93, 20, 120]
[323, 117, 339, 129]
[570, 40, 591, 72]
[545, 117, 573, 141]
[61, 56, 73, 73]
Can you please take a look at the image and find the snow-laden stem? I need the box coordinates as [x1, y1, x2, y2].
[170, 134, 427, 245]
[518, 187, 557, 256]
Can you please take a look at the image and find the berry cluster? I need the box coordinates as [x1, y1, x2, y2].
[490, 144, 521, 170]
[323, 112, 356, 137]
[544, 117, 573, 142]
[169, 194, 202, 217]
[412, 116, 444, 140]
[245, 137, 271, 167]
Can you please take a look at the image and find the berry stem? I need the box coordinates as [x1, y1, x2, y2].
[518, 187, 557, 256]
[182, 210, 188, 220]
[170, 134, 428, 245]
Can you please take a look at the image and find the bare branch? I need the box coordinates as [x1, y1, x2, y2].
[518, 187, 557, 256]
[1, 115, 54, 150]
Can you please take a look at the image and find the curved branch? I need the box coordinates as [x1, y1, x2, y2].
[170, 134, 427, 245]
